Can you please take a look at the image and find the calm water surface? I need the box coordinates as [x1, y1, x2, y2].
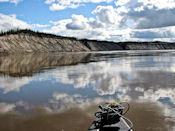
[0, 50, 175, 131]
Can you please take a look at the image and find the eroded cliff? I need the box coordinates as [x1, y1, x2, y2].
[0, 29, 175, 53]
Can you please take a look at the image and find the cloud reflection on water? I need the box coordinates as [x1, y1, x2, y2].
[0, 103, 15, 113]
[49, 56, 175, 104]
[1, 53, 175, 109]
[0, 52, 175, 130]
[0, 77, 32, 94]
[46, 92, 112, 112]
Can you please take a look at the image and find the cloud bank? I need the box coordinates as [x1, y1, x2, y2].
[0, 13, 51, 32]
[43, 0, 175, 41]
[1, 0, 175, 41]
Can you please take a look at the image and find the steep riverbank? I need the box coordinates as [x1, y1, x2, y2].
[0, 29, 175, 53]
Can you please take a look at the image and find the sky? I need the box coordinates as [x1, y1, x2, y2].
[0, 0, 175, 42]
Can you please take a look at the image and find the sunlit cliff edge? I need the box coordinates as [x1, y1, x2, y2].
[1, 29, 175, 53]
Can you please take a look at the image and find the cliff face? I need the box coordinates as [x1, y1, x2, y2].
[0, 33, 90, 53]
[0, 31, 175, 53]
[124, 42, 175, 50]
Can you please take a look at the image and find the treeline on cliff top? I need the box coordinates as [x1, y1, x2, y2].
[0, 29, 77, 40]
[0, 29, 173, 44]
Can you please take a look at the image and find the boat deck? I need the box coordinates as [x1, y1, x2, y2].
[89, 117, 132, 131]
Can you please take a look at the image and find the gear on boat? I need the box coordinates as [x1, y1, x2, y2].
[88, 102, 133, 131]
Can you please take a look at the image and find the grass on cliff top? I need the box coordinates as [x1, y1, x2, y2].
[0, 29, 77, 40]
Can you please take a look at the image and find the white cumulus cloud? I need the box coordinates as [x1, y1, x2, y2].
[66, 15, 89, 30]
[0, 13, 30, 31]
[137, 0, 175, 10]
[131, 26, 175, 41]
[45, 0, 113, 11]
[31, 24, 50, 28]
[0, 0, 22, 4]
[0, 13, 51, 32]
[115, 0, 175, 29]
[92, 6, 124, 28]
[44, 1, 175, 41]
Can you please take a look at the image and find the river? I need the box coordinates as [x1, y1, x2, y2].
[0, 50, 175, 131]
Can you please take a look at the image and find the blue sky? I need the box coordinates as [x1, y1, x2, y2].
[0, 0, 175, 41]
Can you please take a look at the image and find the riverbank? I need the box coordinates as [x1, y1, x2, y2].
[0, 29, 175, 53]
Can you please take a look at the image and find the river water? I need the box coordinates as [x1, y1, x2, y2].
[0, 50, 175, 131]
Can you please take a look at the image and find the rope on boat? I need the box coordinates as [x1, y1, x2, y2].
[106, 106, 133, 130]
[98, 102, 133, 131]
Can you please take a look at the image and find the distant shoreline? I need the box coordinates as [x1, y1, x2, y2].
[0, 29, 175, 53]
